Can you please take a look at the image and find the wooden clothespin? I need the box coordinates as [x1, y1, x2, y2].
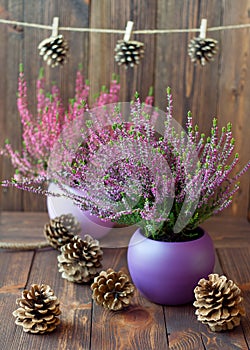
[123, 21, 134, 42]
[199, 18, 207, 39]
[51, 17, 59, 38]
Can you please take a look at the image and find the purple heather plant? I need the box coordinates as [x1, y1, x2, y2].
[3, 88, 249, 242]
[0, 64, 120, 180]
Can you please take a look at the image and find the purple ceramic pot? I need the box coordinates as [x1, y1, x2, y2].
[47, 182, 114, 239]
[127, 227, 215, 305]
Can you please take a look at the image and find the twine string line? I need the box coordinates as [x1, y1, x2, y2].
[0, 241, 50, 250]
[0, 18, 250, 34]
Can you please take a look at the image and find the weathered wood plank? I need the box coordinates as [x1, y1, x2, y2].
[0, 251, 34, 350]
[0, 251, 34, 290]
[0, 294, 22, 350]
[0, 2, 8, 212]
[154, 0, 221, 127]
[0, 0, 24, 211]
[217, 0, 250, 219]
[0, 211, 49, 244]
[91, 248, 169, 350]
[89, 0, 157, 104]
[202, 217, 250, 248]
[164, 304, 206, 350]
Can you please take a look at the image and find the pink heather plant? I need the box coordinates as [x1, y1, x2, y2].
[0, 65, 121, 180]
[3, 89, 249, 242]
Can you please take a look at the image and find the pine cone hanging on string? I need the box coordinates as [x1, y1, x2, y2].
[38, 34, 69, 67]
[188, 37, 218, 66]
[57, 235, 103, 283]
[114, 40, 144, 68]
[13, 284, 61, 334]
[193, 274, 246, 332]
[44, 214, 81, 250]
[91, 268, 135, 311]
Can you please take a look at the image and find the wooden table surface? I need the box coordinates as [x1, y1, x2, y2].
[0, 212, 249, 350]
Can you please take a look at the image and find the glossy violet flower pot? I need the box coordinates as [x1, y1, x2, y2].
[47, 182, 114, 239]
[127, 228, 215, 305]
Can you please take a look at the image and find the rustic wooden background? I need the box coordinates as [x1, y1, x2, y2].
[0, 0, 249, 219]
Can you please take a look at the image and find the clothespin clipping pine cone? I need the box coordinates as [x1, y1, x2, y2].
[38, 17, 69, 67]
[114, 21, 144, 68]
[188, 18, 218, 66]
[193, 274, 246, 332]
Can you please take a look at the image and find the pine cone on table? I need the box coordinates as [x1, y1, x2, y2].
[114, 40, 144, 68]
[44, 214, 81, 250]
[188, 37, 218, 66]
[57, 235, 103, 283]
[38, 34, 69, 67]
[91, 268, 135, 311]
[193, 274, 246, 331]
[13, 284, 61, 334]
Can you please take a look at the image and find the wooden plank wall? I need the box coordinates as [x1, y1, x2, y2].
[0, 0, 249, 219]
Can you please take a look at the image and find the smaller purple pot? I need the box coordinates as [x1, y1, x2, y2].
[47, 182, 114, 239]
[127, 228, 215, 305]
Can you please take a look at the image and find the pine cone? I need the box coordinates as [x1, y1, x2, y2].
[193, 274, 246, 331]
[114, 40, 144, 68]
[57, 235, 103, 283]
[38, 34, 69, 67]
[13, 284, 61, 334]
[188, 37, 218, 66]
[91, 268, 135, 311]
[44, 214, 81, 250]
